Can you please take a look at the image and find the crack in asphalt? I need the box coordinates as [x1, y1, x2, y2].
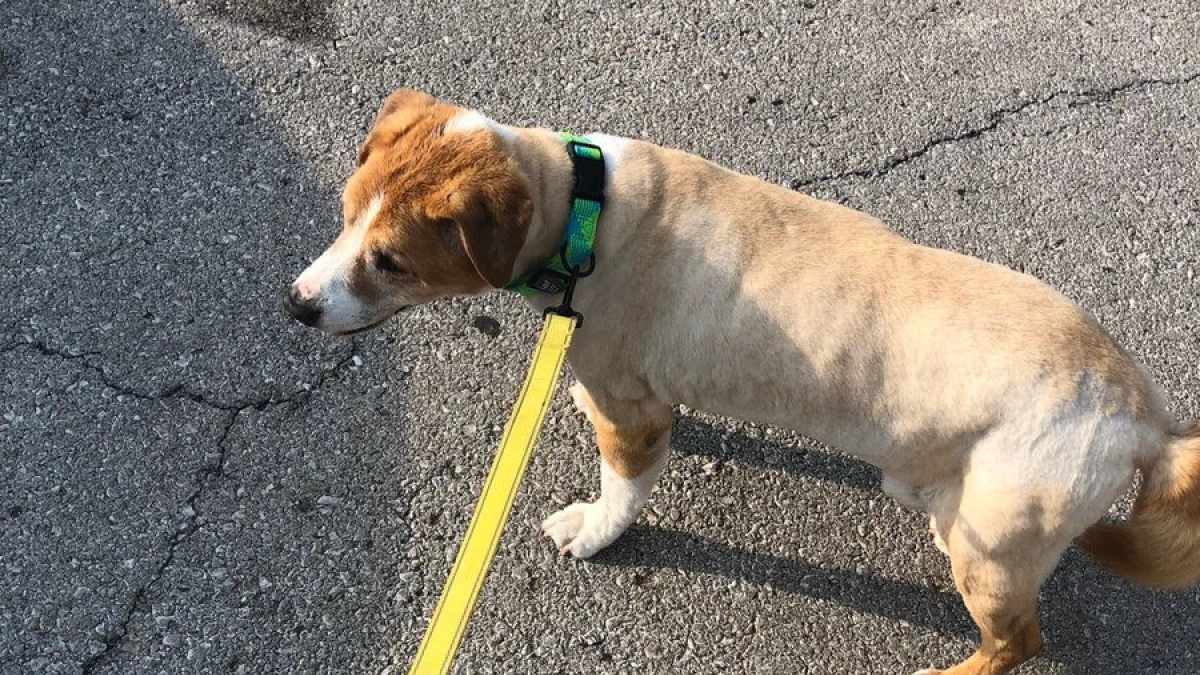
[12, 69, 1194, 673]
[6, 336, 359, 412]
[78, 409, 245, 674]
[5, 335, 363, 672]
[790, 72, 1200, 190]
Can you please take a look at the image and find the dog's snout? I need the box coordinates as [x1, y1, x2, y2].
[282, 286, 322, 327]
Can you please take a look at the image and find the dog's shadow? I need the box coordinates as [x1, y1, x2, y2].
[588, 416, 1199, 674]
[672, 414, 880, 492]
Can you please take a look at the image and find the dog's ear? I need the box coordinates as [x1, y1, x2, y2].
[358, 89, 437, 165]
[373, 88, 436, 124]
[430, 169, 532, 289]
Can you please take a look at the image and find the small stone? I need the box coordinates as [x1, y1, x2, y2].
[317, 495, 341, 506]
[163, 634, 181, 647]
[471, 315, 502, 338]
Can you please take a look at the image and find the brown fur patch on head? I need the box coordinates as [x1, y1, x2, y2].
[357, 88, 436, 165]
[343, 89, 533, 301]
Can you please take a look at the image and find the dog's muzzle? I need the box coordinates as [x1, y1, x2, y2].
[282, 286, 322, 328]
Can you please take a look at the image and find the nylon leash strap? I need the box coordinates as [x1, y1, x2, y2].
[406, 312, 577, 675]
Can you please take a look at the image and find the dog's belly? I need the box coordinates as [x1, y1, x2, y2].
[664, 355, 967, 472]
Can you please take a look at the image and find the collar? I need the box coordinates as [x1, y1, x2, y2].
[505, 132, 606, 320]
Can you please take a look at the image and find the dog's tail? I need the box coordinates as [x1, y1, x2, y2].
[1081, 422, 1200, 589]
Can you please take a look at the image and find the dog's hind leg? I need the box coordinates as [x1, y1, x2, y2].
[911, 403, 1148, 675]
[542, 384, 674, 559]
[911, 482, 1062, 675]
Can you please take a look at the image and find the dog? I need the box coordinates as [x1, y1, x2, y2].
[283, 89, 1200, 674]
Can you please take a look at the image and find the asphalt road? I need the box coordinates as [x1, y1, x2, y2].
[2, 1, 1198, 673]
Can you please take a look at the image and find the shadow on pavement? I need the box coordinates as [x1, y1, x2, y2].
[0, 1, 414, 672]
[1042, 549, 1199, 674]
[0, 0, 353, 400]
[673, 415, 880, 492]
[595, 524, 974, 637]
[603, 413, 1198, 672]
[203, 0, 336, 42]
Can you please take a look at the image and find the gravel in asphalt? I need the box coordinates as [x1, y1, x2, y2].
[2, 1, 1197, 673]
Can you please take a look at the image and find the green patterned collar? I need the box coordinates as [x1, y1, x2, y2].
[505, 133, 605, 315]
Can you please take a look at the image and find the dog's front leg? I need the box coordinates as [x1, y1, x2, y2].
[541, 383, 674, 559]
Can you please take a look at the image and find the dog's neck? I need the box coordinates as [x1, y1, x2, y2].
[502, 127, 578, 286]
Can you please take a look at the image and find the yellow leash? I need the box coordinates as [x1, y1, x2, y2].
[407, 312, 577, 675]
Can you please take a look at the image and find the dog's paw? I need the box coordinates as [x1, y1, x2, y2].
[540, 502, 612, 559]
[911, 669, 942, 675]
[569, 382, 594, 422]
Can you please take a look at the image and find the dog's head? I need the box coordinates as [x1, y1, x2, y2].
[283, 89, 532, 335]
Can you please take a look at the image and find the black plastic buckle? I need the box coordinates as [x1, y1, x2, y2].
[544, 299, 584, 325]
[543, 251, 597, 326]
[544, 273, 584, 325]
[527, 268, 571, 295]
[566, 141, 606, 204]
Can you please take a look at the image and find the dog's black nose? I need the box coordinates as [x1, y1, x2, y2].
[282, 286, 322, 327]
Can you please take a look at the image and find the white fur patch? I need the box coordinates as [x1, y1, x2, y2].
[583, 133, 628, 180]
[444, 110, 515, 141]
[295, 192, 383, 297]
[541, 449, 667, 559]
[292, 192, 385, 330]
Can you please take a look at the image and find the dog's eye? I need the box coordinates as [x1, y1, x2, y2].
[373, 251, 408, 275]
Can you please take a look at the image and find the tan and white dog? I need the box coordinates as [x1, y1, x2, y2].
[283, 89, 1200, 675]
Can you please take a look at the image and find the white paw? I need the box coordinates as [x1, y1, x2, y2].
[911, 669, 942, 675]
[540, 502, 613, 559]
[569, 383, 593, 421]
